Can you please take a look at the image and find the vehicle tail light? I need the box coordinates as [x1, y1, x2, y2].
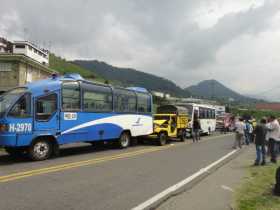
[0, 124, 8, 132]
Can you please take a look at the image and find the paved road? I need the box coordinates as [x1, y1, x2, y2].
[0, 134, 234, 210]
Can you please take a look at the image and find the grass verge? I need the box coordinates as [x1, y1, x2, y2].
[235, 162, 280, 210]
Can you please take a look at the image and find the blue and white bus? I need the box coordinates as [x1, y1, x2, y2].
[0, 74, 153, 160]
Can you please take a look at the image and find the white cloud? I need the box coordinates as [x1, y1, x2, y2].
[0, 0, 279, 97]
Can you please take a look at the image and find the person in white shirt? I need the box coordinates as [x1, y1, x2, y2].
[233, 118, 246, 149]
[267, 116, 280, 163]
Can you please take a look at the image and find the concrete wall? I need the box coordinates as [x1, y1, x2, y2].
[0, 62, 19, 91]
[0, 59, 52, 92]
[18, 62, 50, 86]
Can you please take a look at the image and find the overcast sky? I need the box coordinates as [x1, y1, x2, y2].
[1, 0, 280, 97]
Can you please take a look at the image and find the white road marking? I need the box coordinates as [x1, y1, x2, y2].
[131, 149, 238, 210]
[221, 185, 234, 192]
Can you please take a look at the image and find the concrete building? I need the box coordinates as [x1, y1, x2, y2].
[151, 91, 165, 98]
[151, 91, 171, 99]
[0, 54, 55, 93]
[0, 38, 13, 53]
[256, 103, 280, 111]
[213, 105, 226, 116]
[13, 41, 49, 65]
[0, 37, 54, 93]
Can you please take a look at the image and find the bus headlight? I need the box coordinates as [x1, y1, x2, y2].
[0, 124, 8, 132]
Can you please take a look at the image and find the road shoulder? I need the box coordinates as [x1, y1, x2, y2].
[158, 145, 254, 210]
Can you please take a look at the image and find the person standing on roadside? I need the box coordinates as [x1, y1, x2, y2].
[233, 118, 245, 149]
[254, 118, 267, 165]
[244, 120, 252, 145]
[267, 116, 280, 163]
[248, 121, 254, 143]
[192, 115, 201, 142]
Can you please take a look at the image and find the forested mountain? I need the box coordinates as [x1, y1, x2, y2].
[185, 80, 260, 103]
[73, 60, 190, 97]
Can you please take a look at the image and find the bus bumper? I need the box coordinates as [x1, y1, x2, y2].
[146, 134, 159, 141]
[0, 134, 17, 146]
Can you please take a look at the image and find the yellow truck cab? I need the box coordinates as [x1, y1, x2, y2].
[150, 105, 189, 146]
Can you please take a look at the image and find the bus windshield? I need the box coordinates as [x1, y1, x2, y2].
[154, 115, 170, 121]
[0, 88, 27, 118]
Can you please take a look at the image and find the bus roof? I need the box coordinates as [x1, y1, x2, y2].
[24, 74, 150, 97]
[177, 103, 216, 109]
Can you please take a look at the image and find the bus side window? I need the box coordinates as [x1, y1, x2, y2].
[114, 88, 137, 113]
[8, 94, 31, 118]
[137, 93, 151, 113]
[82, 83, 113, 112]
[207, 109, 211, 119]
[36, 94, 57, 121]
[62, 82, 81, 111]
[199, 108, 204, 119]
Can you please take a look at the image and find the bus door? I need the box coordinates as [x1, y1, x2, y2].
[34, 92, 60, 133]
[6, 92, 33, 146]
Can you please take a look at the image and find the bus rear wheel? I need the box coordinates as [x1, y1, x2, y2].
[118, 132, 130, 149]
[28, 139, 52, 161]
[158, 132, 167, 146]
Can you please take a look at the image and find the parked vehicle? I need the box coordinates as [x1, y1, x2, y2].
[216, 113, 233, 133]
[178, 103, 216, 137]
[0, 74, 153, 160]
[149, 105, 188, 146]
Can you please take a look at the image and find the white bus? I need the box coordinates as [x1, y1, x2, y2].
[178, 103, 216, 136]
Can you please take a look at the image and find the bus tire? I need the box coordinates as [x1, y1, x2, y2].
[118, 132, 130, 149]
[158, 132, 167, 146]
[180, 130, 186, 142]
[5, 147, 25, 157]
[28, 138, 52, 161]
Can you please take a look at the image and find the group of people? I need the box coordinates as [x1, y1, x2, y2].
[234, 116, 280, 165]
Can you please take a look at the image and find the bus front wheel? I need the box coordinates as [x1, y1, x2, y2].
[118, 132, 130, 149]
[28, 139, 52, 161]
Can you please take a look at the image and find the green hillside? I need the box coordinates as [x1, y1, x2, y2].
[49, 54, 104, 82]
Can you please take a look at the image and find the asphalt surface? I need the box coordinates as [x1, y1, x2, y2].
[158, 141, 252, 210]
[0, 134, 235, 210]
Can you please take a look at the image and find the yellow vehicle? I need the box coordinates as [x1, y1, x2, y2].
[150, 105, 189, 146]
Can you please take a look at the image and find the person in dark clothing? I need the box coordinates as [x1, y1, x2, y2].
[192, 116, 201, 142]
[254, 118, 267, 165]
[267, 115, 280, 163]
